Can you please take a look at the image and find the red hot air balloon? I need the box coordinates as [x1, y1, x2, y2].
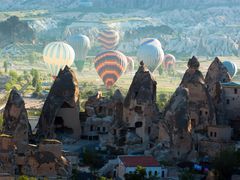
[94, 50, 127, 88]
[163, 54, 176, 71]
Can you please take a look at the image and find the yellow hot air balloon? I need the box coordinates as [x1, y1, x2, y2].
[43, 42, 75, 78]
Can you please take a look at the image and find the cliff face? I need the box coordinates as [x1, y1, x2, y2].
[36, 66, 80, 139]
[2, 89, 32, 152]
[0, 16, 35, 48]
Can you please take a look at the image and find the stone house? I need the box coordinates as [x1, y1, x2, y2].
[116, 155, 167, 179]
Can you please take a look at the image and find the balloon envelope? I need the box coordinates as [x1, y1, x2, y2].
[137, 40, 164, 72]
[43, 42, 75, 77]
[141, 38, 162, 48]
[126, 56, 135, 73]
[223, 61, 238, 77]
[163, 54, 176, 70]
[66, 34, 90, 61]
[94, 50, 127, 88]
[97, 29, 120, 50]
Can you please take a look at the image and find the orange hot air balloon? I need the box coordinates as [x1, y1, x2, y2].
[94, 50, 127, 88]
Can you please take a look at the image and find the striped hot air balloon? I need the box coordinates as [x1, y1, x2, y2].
[94, 50, 127, 88]
[137, 39, 164, 72]
[163, 54, 176, 71]
[66, 34, 90, 72]
[223, 61, 238, 78]
[43, 42, 75, 78]
[125, 56, 135, 73]
[97, 29, 120, 50]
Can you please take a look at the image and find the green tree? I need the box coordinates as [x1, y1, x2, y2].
[28, 52, 39, 64]
[82, 149, 102, 172]
[3, 61, 8, 73]
[5, 82, 13, 91]
[32, 70, 39, 88]
[179, 169, 194, 180]
[213, 149, 240, 180]
[0, 113, 3, 130]
[9, 70, 18, 80]
[124, 166, 147, 180]
[18, 176, 28, 180]
[158, 65, 163, 76]
[35, 81, 42, 93]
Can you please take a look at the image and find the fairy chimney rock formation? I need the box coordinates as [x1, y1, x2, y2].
[163, 86, 190, 132]
[123, 62, 159, 145]
[2, 89, 32, 153]
[124, 61, 157, 107]
[180, 56, 215, 130]
[205, 57, 231, 98]
[36, 66, 81, 140]
[205, 57, 231, 124]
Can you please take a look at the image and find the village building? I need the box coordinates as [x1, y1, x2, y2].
[116, 155, 167, 179]
[221, 82, 240, 139]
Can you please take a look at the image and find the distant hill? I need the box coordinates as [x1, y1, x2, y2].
[0, 0, 239, 11]
[0, 16, 35, 48]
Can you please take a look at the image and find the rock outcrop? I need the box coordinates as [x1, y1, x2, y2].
[205, 57, 231, 124]
[124, 61, 157, 108]
[21, 139, 71, 177]
[180, 56, 215, 129]
[163, 87, 190, 133]
[0, 89, 72, 178]
[0, 16, 35, 48]
[205, 57, 231, 98]
[0, 134, 16, 175]
[2, 89, 32, 153]
[123, 62, 159, 146]
[36, 66, 80, 139]
[160, 86, 193, 160]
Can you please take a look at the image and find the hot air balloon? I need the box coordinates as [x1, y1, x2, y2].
[137, 39, 164, 72]
[125, 56, 135, 73]
[94, 50, 127, 88]
[97, 29, 120, 50]
[163, 54, 176, 71]
[67, 34, 90, 72]
[223, 61, 238, 78]
[141, 38, 162, 48]
[43, 42, 75, 78]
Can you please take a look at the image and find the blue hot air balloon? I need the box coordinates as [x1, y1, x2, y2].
[137, 39, 164, 72]
[223, 61, 238, 78]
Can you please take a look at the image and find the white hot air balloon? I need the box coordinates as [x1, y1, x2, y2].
[43, 41, 75, 78]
